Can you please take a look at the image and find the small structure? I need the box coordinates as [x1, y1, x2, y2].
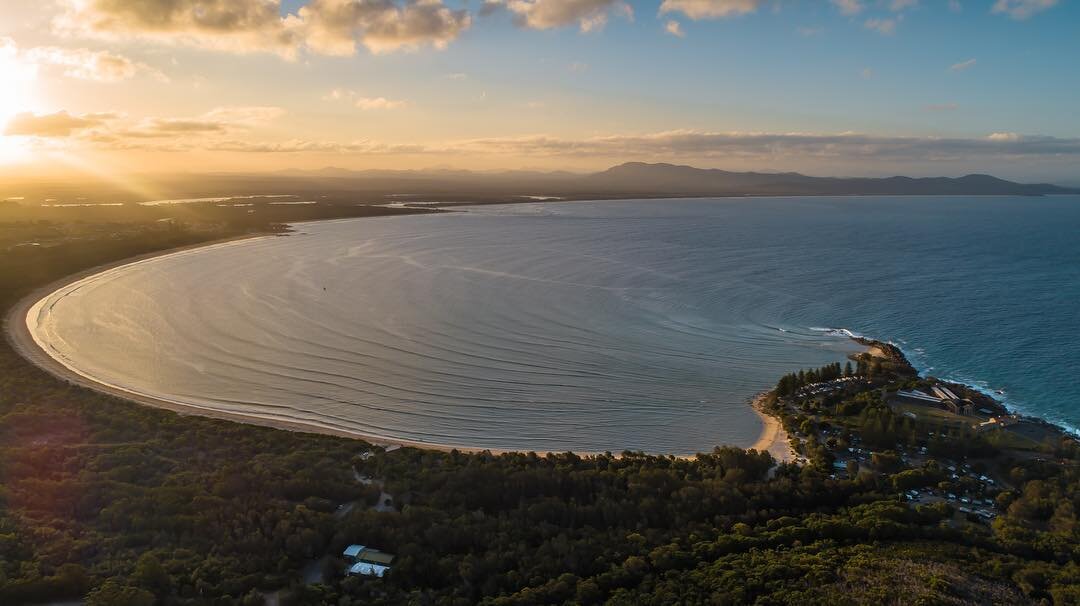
[942, 399, 975, 416]
[358, 550, 395, 566]
[976, 415, 1020, 433]
[893, 387, 976, 416]
[931, 386, 960, 401]
[895, 390, 942, 404]
[348, 562, 390, 578]
[931, 386, 976, 416]
[343, 544, 395, 578]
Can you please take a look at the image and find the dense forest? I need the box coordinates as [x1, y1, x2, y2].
[0, 211, 1077, 605]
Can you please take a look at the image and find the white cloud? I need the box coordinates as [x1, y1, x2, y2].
[889, 0, 918, 11]
[439, 131, 1080, 162]
[4, 111, 121, 137]
[665, 19, 685, 37]
[830, 0, 864, 16]
[299, 0, 471, 55]
[949, 58, 976, 71]
[864, 17, 897, 35]
[26, 46, 166, 82]
[991, 0, 1058, 19]
[1, 37, 166, 83]
[948, 0, 962, 12]
[203, 106, 286, 125]
[658, 0, 763, 20]
[54, 0, 471, 57]
[105, 106, 285, 139]
[323, 89, 408, 109]
[501, 0, 631, 32]
[355, 96, 408, 110]
[796, 26, 824, 36]
[54, 0, 302, 57]
[38, 125, 1080, 171]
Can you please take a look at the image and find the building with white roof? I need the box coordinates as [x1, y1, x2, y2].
[348, 562, 390, 578]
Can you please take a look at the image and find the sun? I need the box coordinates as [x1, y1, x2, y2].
[0, 42, 39, 163]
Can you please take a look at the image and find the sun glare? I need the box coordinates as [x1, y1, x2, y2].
[0, 45, 39, 163]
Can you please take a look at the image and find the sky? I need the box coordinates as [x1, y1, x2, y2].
[1, 0, 1078, 181]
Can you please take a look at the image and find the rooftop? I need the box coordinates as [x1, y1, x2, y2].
[348, 562, 390, 578]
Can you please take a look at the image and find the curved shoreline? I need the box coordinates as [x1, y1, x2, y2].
[749, 393, 795, 463]
[5, 225, 793, 460]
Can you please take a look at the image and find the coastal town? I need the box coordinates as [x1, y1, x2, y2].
[762, 338, 1079, 528]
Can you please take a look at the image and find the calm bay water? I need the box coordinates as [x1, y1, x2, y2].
[29, 197, 1080, 453]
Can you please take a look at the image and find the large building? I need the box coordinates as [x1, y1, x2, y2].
[343, 544, 395, 578]
[890, 386, 974, 416]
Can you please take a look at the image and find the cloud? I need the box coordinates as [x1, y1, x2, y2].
[130, 119, 228, 136]
[665, 19, 685, 37]
[63, 128, 1080, 168]
[991, 0, 1058, 19]
[3, 111, 115, 137]
[203, 106, 287, 125]
[658, 0, 763, 20]
[863, 17, 897, 34]
[568, 61, 589, 72]
[207, 138, 429, 153]
[1, 37, 166, 83]
[299, 0, 471, 55]
[355, 96, 408, 110]
[55, 0, 471, 57]
[26, 46, 167, 82]
[948, 0, 962, 12]
[111, 106, 285, 138]
[949, 58, 976, 71]
[500, 0, 631, 32]
[860, 67, 873, 79]
[323, 90, 408, 109]
[889, 0, 918, 10]
[54, 0, 302, 56]
[436, 131, 1080, 162]
[796, 26, 824, 36]
[830, 0, 864, 16]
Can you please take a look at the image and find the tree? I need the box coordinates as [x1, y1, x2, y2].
[85, 581, 155, 606]
[133, 553, 170, 595]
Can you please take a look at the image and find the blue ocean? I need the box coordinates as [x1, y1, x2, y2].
[579, 195, 1080, 434]
[32, 196, 1080, 453]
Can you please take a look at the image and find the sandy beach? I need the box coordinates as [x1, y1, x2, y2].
[6, 230, 805, 461]
[748, 393, 796, 463]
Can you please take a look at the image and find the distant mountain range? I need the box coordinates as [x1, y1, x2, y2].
[3, 163, 1076, 204]
[578, 162, 1078, 197]
[265, 162, 1078, 198]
